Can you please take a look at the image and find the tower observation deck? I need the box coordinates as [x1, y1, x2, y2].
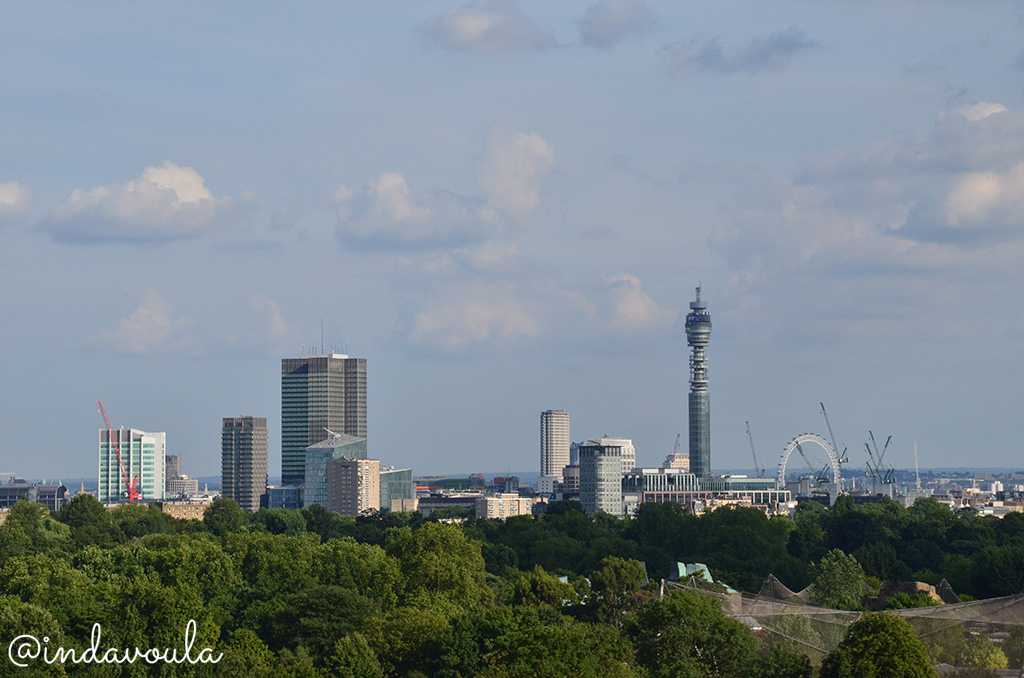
[685, 286, 712, 477]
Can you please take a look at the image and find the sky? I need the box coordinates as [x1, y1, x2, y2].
[3, 0, 1024, 482]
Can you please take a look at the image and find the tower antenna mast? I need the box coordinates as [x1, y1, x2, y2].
[685, 285, 712, 477]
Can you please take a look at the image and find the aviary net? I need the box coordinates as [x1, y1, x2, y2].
[665, 575, 1024, 669]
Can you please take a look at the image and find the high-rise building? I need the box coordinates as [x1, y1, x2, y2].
[221, 417, 268, 512]
[304, 432, 367, 508]
[540, 410, 570, 481]
[281, 353, 367, 486]
[685, 286, 712, 477]
[165, 454, 180, 480]
[98, 428, 166, 503]
[578, 438, 629, 516]
[326, 457, 380, 516]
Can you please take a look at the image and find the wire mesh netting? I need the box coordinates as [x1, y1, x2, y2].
[664, 575, 1024, 671]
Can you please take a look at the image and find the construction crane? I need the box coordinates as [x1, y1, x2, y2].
[745, 422, 764, 477]
[914, 441, 921, 493]
[865, 431, 895, 485]
[819, 403, 849, 463]
[97, 401, 140, 503]
[795, 442, 831, 485]
[673, 433, 681, 456]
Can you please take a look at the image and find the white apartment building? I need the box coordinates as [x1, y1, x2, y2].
[541, 410, 571, 481]
[476, 493, 533, 521]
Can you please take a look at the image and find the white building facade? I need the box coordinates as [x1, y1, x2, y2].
[541, 410, 571, 481]
[98, 428, 166, 503]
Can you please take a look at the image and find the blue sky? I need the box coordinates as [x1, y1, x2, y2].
[3, 1, 1024, 481]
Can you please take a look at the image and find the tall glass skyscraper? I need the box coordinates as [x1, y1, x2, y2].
[685, 286, 712, 477]
[281, 353, 367, 486]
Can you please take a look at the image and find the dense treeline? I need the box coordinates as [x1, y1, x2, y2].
[0, 494, 1021, 676]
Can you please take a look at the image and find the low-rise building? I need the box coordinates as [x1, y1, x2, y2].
[475, 493, 533, 520]
[159, 499, 213, 521]
[0, 482, 69, 512]
[380, 467, 416, 513]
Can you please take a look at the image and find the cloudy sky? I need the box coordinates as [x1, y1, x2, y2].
[3, 1, 1024, 482]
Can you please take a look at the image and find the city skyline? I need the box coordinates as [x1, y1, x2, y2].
[3, 2, 1024, 480]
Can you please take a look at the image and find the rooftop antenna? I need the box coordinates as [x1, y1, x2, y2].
[321, 319, 324, 354]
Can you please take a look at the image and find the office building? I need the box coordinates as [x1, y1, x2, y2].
[221, 417, 268, 512]
[540, 410, 570, 481]
[380, 467, 416, 513]
[282, 353, 367, 486]
[562, 465, 580, 494]
[579, 438, 628, 516]
[304, 432, 367, 507]
[98, 428, 166, 503]
[166, 475, 199, 498]
[165, 454, 180, 480]
[685, 286, 712, 477]
[0, 482, 69, 512]
[326, 457, 380, 516]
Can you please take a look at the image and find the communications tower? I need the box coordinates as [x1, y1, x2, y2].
[685, 286, 712, 477]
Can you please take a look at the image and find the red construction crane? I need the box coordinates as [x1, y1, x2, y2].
[97, 401, 140, 503]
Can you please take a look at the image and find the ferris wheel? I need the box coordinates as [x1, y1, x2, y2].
[777, 433, 843, 493]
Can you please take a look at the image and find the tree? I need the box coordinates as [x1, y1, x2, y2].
[510, 565, 581, 608]
[204, 498, 247, 536]
[312, 538, 403, 611]
[481, 621, 641, 678]
[588, 556, 647, 626]
[810, 549, 865, 610]
[819, 612, 937, 678]
[386, 523, 494, 618]
[629, 589, 757, 678]
[250, 508, 307, 536]
[323, 633, 384, 678]
[218, 628, 276, 678]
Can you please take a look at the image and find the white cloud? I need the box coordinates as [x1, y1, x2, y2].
[476, 127, 554, 224]
[224, 295, 292, 351]
[957, 102, 1007, 122]
[578, 0, 656, 49]
[410, 282, 540, 351]
[418, 1, 555, 53]
[944, 163, 1024, 230]
[597, 274, 676, 335]
[335, 172, 487, 249]
[0, 181, 33, 224]
[42, 161, 234, 243]
[89, 289, 194, 355]
[666, 27, 818, 75]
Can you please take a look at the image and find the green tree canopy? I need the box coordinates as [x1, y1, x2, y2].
[819, 612, 937, 678]
[629, 589, 757, 678]
[811, 549, 866, 610]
